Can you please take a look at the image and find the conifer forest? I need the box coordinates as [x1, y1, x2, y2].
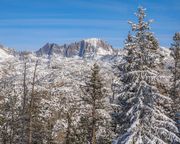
[0, 6, 179, 144]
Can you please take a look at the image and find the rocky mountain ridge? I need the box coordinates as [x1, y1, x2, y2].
[36, 38, 116, 58]
[0, 38, 172, 65]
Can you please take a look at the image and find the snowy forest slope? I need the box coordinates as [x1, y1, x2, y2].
[0, 6, 179, 144]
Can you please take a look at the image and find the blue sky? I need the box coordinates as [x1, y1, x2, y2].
[0, 0, 179, 51]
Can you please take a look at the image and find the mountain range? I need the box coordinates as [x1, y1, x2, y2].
[0, 38, 118, 60]
[0, 38, 172, 66]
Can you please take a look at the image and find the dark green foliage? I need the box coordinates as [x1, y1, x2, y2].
[170, 32, 180, 132]
[80, 63, 113, 144]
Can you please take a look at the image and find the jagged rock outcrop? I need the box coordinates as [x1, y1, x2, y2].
[36, 38, 115, 58]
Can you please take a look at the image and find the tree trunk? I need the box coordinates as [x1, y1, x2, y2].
[9, 102, 15, 144]
[91, 102, 96, 144]
[65, 113, 71, 144]
[28, 61, 38, 144]
[21, 62, 27, 143]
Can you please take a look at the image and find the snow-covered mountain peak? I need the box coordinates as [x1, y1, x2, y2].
[36, 38, 115, 58]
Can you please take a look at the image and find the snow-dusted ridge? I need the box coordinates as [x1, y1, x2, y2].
[36, 38, 115, 58]
[0, 42, 172, 63]
[0, 45, 14, 62]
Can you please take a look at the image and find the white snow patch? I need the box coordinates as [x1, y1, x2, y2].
[0, 48, 13, 62]
[84, 38, 101, 46]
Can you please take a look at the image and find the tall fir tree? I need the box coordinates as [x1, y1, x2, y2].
[113, 7, 180, 143]
[80, 63, 113, 144]
[170, 32, 180, 132]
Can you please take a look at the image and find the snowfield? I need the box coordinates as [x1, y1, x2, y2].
[0, 46, 13, 62]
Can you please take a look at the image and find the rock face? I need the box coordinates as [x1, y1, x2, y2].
[36, 38, 115, 58]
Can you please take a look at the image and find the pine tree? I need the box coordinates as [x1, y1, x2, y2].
[19, 61, 29, 144]
[113, 7, 180, 143]
[15, 60, 45, 144]
[41, 80, 79, 144]
[27, 61, 47, 144]
[170, 32, 180, 132]
[80, 63, 113, 144]
[0, 64, 19, 144]
[0, 83, 18, 144]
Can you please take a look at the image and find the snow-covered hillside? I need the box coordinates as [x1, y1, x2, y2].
[0, 45, 14, 62]
[0, 40, 175, 144]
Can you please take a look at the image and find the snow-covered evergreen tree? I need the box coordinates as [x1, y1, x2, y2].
[113, 7, 180, 144]
[80, 63, 113, 144]
[0, 79, 19, 144]
[170, 32, 180, 132]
